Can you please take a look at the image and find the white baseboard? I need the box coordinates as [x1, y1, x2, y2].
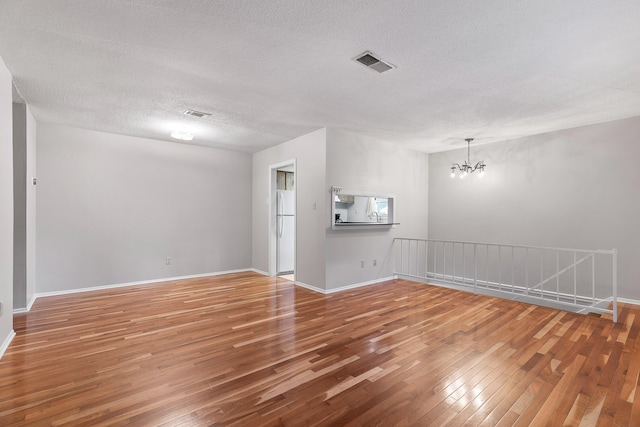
[325, 276, 396, 294]
[294, 276, 395, 295]
[251, 268, 269, 276]
[294, 280, 326, 294]
[13, 294, 37, 314]
[614, 297, 640, 307]
[31, 268, 254, 301]
[0, 329, 16, 360]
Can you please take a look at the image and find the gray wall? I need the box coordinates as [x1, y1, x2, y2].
[13, 102, 36, 309]
[37, 124, 252, 293]
[0, 56, 13, 346]
[252, 128, 327, 289]
[325, 129, 429, 290]
[12, 103, 26, 307]
[25, 104, 36, 305]
[428, 115, 640, 300]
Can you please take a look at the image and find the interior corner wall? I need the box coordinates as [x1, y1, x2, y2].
[0, 56, 14, 345]
[428, 115, 640, 300]
[12, 102, 27, 308]
[11, 102, 34, 310]
[325, 129, 429, 290]
[251, 128, 327, 290]
[36, 123, 252, 293]
[25, 105, 36, 306]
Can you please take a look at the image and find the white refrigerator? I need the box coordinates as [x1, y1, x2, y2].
[276, 190, 295, 274]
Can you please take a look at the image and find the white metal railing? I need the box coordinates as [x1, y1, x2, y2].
[394, 238, 618, 322]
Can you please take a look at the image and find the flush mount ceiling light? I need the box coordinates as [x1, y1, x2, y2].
[170, 130, 194, 141]
[450, 138, 486, 179]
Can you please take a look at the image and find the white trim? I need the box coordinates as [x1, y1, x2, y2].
[0, 330, 16, 360]
[27, 294, 36, 311]
[13, 294, 37, 314]
[251, 268, 269, 276]
[294, 280, 326, 294]
[325, 276, 396, 294]
[34, 268, 253, 299]
[613, 297, 640, 307]
[294, 276, 395, 295]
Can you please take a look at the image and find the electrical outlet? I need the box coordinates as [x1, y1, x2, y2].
[361, 260, 365, 268]
[373, 259, 377, 266]
[165, 257, 171, 265]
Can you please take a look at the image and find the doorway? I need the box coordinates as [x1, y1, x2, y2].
[269, 160, 296, 279]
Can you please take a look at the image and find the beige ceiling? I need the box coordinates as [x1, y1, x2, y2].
[1, 1, 639, 153]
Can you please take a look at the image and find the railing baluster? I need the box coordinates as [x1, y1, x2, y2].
[592, 253, 595, 305]
[486, 244, 489, 288]
[573, 251, 577, 305]
[462, 243, 466, 286]
[442, 241, 446, 281]
[415, 240, 419, 277]
[498, 245, 501, 288]
[613, 249, 618, 323]
[474, 243, 478, 295]
[511, 246, 515, 293]
[434, 241, 437, 280]
[540, 251, 543, 298]
[443, 242, 446, 282]
[556, 250, 560, 301]
[453, 243, 457, 283]
[525, 248, 529, 295]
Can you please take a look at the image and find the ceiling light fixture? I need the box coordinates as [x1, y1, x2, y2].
[170, 130, 194, 141]
[450, 138, 485, 179]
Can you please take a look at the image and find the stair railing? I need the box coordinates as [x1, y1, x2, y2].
[393, 238, 618, 322]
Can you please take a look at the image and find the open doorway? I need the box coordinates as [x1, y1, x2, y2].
[269, 160, 296, 280]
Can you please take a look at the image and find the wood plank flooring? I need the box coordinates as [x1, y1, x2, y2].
[1, 272, 639, 426]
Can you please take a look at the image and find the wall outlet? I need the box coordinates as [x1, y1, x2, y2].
[165, 257, 171, 265]
[360, 260, 365, 268]
[373, 259, 377, 266]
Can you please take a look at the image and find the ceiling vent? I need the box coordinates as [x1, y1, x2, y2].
[353, 51, 395, 73]
[183, 109, 211, 118]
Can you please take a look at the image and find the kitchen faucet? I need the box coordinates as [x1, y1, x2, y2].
[370, 212, 379, 222]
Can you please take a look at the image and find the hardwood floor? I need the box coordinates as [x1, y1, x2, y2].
[1, 272, 639, 426]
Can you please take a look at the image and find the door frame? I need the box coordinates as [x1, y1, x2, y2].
[268, 159, 296, 278]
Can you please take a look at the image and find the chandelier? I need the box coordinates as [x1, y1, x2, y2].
[450, 138, 485, 179]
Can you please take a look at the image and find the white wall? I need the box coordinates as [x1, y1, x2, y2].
[325, 129, 429, 290]
[252, 128, 327, 289]
[428, 115, 640, 300]
[37, 124, 252, 293]
[0, 56, 14, 348]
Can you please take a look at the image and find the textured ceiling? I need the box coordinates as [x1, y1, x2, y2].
[1, 0, 640, 153]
